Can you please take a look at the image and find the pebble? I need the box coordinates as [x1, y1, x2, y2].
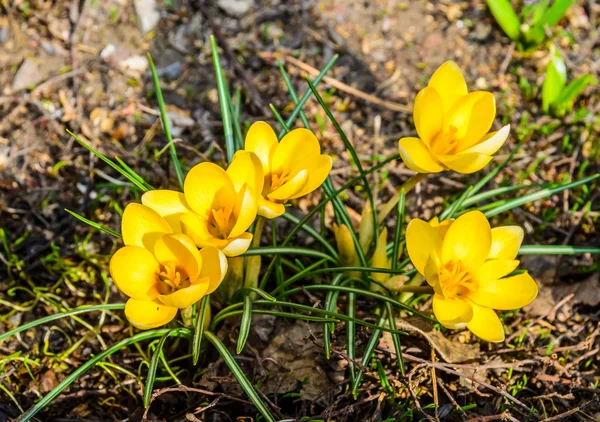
[217, 0, 253, 17]
[155, 62, 183, 80]
[133, 0, 160, 34]
[12, 59, 43, 92]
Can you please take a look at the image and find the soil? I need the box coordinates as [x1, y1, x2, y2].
[1, 0, 599, 421]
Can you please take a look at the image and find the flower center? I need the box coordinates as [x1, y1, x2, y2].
[158, 260, 190, 294]
[437, 260, 479, 299]
[431, 125, 460, 155]
[208, 207, 234, 238]
[266, 168, 292, 193]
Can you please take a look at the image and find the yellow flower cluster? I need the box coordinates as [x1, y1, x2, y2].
[110, 122, 332, 329]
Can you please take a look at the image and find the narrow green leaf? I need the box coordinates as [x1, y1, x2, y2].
[280, 213, 337, 258]
[487, 0, 521, 41]
[67, 130, 150, 191]
[324, 274, 344, 360]
[542, 45, 567, 113]
[204, 331, 276, 422]
[210, 35, 235, 163]
[243, 246, 337, 264]
[347, 288, 357, 383]
[148, 53, 184, 190]
[543, 0, 575, 27]
[352, 309, 387, 396]
[20, 328, 190, 421]
[143, 331, 172, 407]
[519, 245, 600, 255]
[484, 174, 599, 217]
[442, 186, 473, 221]
[391, 189, 406, 269]
[192, 295, 210, 365]
[113, 157, 154, 191]
[65, 209, 121, 239]
[269, 103, 290, 132]
[237, 296, 253, 354]
[278, 60, 311, 129]
[553, 74, 597, 115]
[231, 87, 244, 151]
[460, 184, 544, 208]
[270, 258, 329, 298]
[385, 302, 405, 376]
[0, 304, 125, 342]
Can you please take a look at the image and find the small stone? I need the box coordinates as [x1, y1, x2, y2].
[120, 55, 149, 74]
[0, 24, 8, 45]
[134, 0, 160, 35]
[217, 0, 253, 17]
[12, 59, 43, 92]
[40, 40, 67, 56]
[155, 62, 183, 80]
[473, 23, 492, 41]
[475, 77, 488, 90]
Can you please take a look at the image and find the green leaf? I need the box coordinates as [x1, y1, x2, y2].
[237, 296, 252, 354]
[280, 213, 337, 259]
[352, 309, 387, 397]
[542, 45, 567, 113]
[519, 245, 600, 255]
[20, 328, 190, 421]
[278, 60, 311, 129]
[484, 174, 599, 218]
[243, 246, 337, 264]
[192, 295, 210, 365]
[204, 331, 276, 422]
[210, 35, 235, 163]
[0, 304, 125, 342]
[65, 209, 121, 239]
[543, 0, 575, 27]
[385, 302, 405, 376]
[323, 274, 344, 360]
[148, 54, 185, 190]
[391, 189, 405, 269]
[487, 0, 521, 41]
[143, 331, 173, 407]
[67, 130, 151, 192]
[552, 74, 597, 116]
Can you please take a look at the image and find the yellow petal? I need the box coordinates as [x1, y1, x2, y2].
[141, 190, 193, 233]
[180, 213, 230, 248]
[461, 125, 510, 155]
[432, 295, 473, 329]
[157, 282, 209, 308]
[271, 128, 320, 173]
[267, 169, 309, 201]
[406, 218, 443, 275]
[110, 246, 160, 300]
[473, 259, 520, 283]
[153, 233, 203, 281]
[199, 246, 228, 293]
[245, 121, 278, 173]
[469, 272, 538, 311]
[398, 137, 444, 173]
[229, 184, 258, 238]
[488, 226, 524, 260]
[289, 155, 332, 199]
[428, 61, 468, 113]
[334, 223, 359, 267]
[466, 302, 505, 342]
[414, 86, 444, 145]
[184, 162, 236, 219]
[429, 218, 453, 239]
[122, 203, 172, 250]
[125, 298, 177, 330]
[358, 203, 374, 253]
[437, 152, 493, 174]
[257, 198, 286, 218]
[221, 232, 253, 257]
[372, 228, 390, 283]
[442, 211, 491, 269]
[227, 150, 264, 197]
[446, 91, 496, 151]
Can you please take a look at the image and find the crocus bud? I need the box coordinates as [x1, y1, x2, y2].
[358, 203, 374, 254]
[370, 228, 391, 293]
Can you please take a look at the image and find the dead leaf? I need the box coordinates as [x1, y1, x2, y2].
[40, 369, 57, 393]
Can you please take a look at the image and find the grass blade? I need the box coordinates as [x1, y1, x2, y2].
[519, 245, 600, 255]
[204, 331, 276, 422]
[352, 309, 387, 397]
[192, 295, 210, 365]
[143, 331, 173, 407]
[487, 0, 521, 41]
[484, 174, 599, 218]
[210, 35, 235, 163]
[147, 54, 184, 190]
[391, 189, 406, 269]
[243, 246, 337, 264]
[278, 60, 311, 129]
[67, 130, 150, 192]
[237, 296, 253, 354]
[385, 302, 405, 376]
[65, 209, 121, 239]
[19, 328, 190, 421]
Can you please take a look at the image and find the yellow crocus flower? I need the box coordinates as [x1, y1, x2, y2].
[141, 151, 262, 257]
[399, 61, 510, 174]
[406, 210, 538, 342]
[244, 121, 333, 218]
[109, 203, 227, 330]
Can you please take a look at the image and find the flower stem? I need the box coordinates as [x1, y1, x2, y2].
[378, 173, 428, 223]
[245, 216, 266, 289]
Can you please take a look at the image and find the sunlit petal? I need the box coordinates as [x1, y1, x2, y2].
[398, 137, 445, 173]
[157, 281, 209, 308]
[289, 155, 332, 199]
[446, 91, 495, 151]
[469, 272, 538, 311]
[221, 232, 253, 257]
[432, 295, 473, 329]
[428, 61, 468, 113]
[184, 162, 236, 219]
[110, 246, 160, 300]
[153, 233, 203, 282]
[245, 121, 278, 173]
[141, 190, 193, 233]
[229, 184, 258, 238]
[437, 152, 493, 174]
[227, 150, 264, 197]
[122, 203, 172, 250]
[267, 169, 309, 201]
[488, 226, 524, 260]
[271, 128, 320, 172]
[406, 218, 443, 276]
[466, 302, 505, 342]
[473, 259, 520, 283]
[461, 125, 510, 155]
[414, 87, 444, 145]
[442, 211, 491, 269]
[199, 246, 228, 293]
[125, 298, 177, 330]
[257, 198, 286, 218]
[180, 213, 229, 248]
